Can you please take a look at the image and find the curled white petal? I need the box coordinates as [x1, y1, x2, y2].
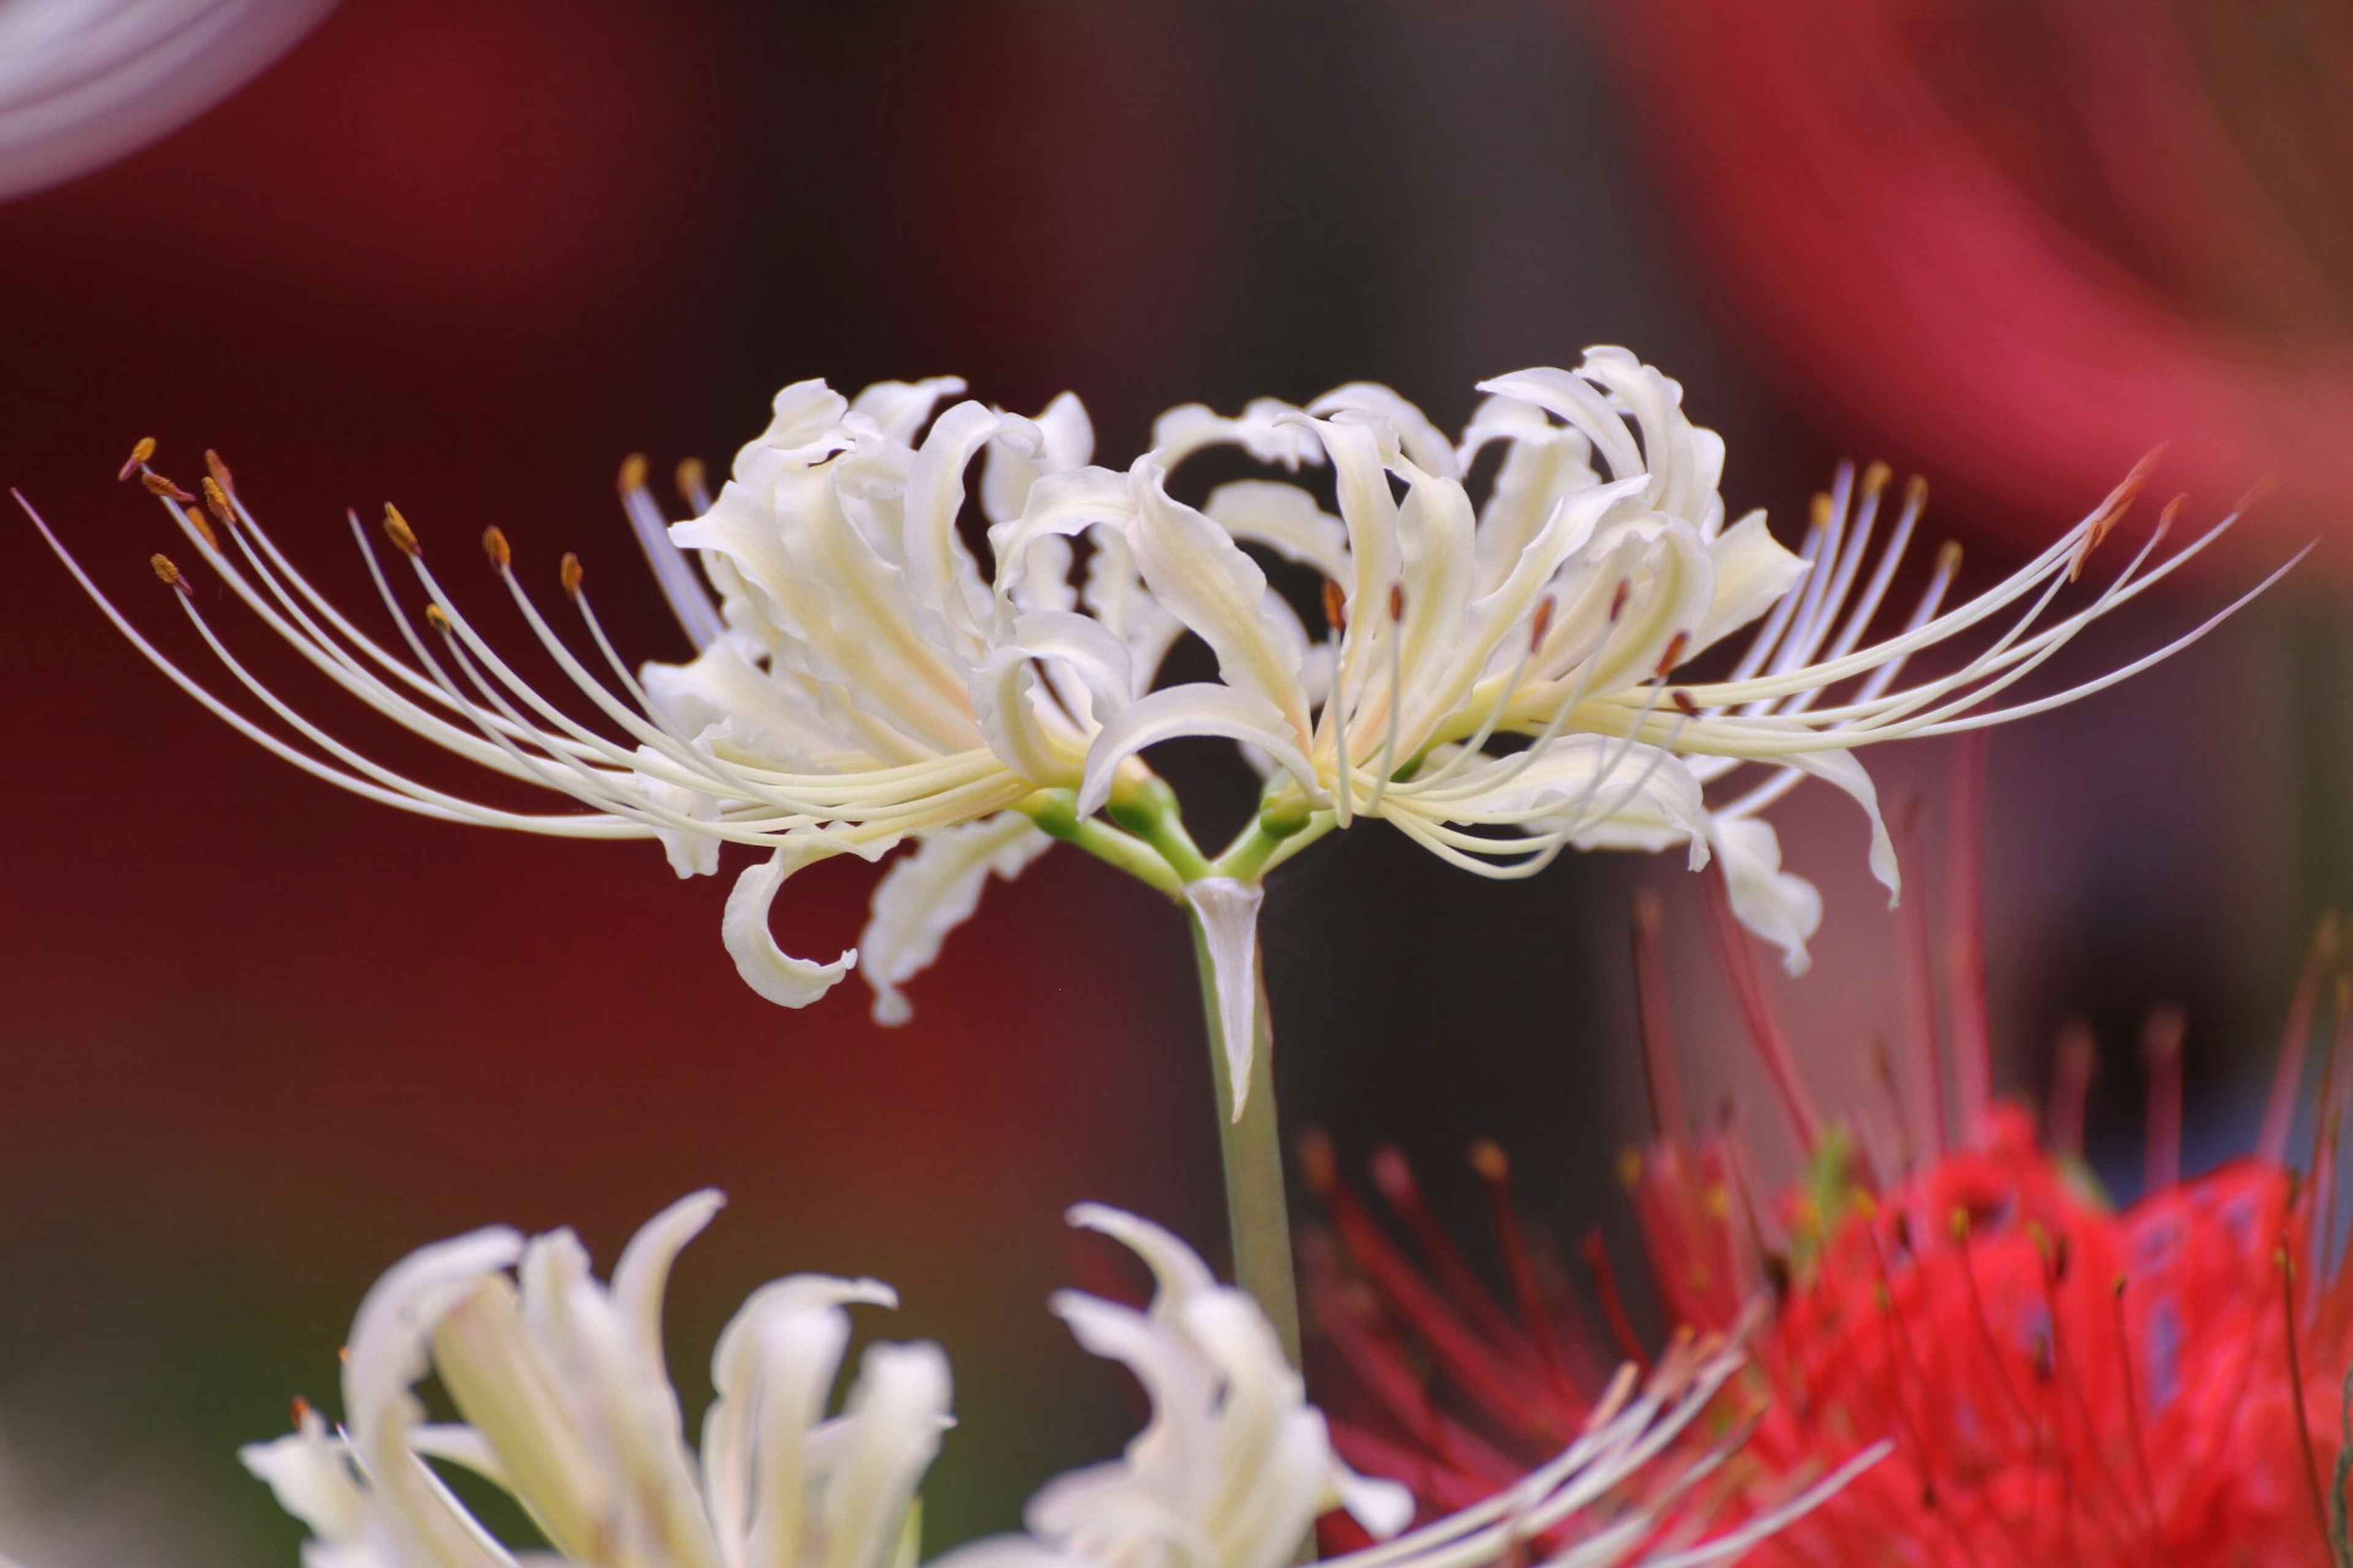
[723, 847, 859, 1007]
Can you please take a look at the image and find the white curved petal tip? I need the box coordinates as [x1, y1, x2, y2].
[723, 849, 856, 1007]
[1183, 878, 1266, 1123]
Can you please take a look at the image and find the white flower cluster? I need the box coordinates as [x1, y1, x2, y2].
[32, 349, 2273, 1060]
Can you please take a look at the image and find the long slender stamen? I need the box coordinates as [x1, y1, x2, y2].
[1324, 578, 1355, 827]
[1365, 581, 1409, 812]
[20, 495, 644, 836]
[618, 453, 726, 651]
[2050, 1022, 2096, 1160]
[1699, 865, 1822, 1154]
[1945, 732, 1993, 1134]
[2279, 1247, 2341, 1568]
[2262, 918, 2340, 1164]
[1631, 891, 1686, 1139]
[1410, 578, 1631, 806]
[1400, 596, 1550, 795]
[1893, 796, 1949, 1159]
[2107, 1279, 2172, 1557]
[1468, 1142, 1575, 1399]
[2142, 1008, 2185, 1195]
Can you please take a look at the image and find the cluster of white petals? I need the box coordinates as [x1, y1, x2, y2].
[241, 1194, 1873, 1568]
[26, 350, 2284, 1067]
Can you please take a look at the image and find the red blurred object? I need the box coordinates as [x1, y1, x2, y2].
[1608, 1, 2353, 567]
[1306, 821, 2353, 1562]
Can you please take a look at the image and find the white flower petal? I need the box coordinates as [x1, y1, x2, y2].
[1203, 479, 1352, 585]
[982, 392, 1094, 528]
[1693, 508, 1807, 654]
[903, 401, 1026, 654]
[1711, 814, 1824, 975]
[1129, 461, 1312, 744]
[1063, 1204, 1219, 1303]
[722, 847, 860, 1009]
[1306, 384, 1460, 479]
[1078, 684, 1319, 818]
[1008, 610, 1139, 718]
[849, 377, 969, 445]
[1183, 877, 1267, 1123]
[822, 1343, 953, 1568]
[1326, 1456, 1413, 1542]
[860, 813, 1054, 1026]
[1777, 746, 1901, 905]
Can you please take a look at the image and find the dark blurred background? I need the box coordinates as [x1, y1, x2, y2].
[0, 1, 2340, 1561]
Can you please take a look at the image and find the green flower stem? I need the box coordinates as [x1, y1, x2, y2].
[1023, 791, 1184, 896]
[1213, 795, 1330, 882]
[1108, 775, 1216, 883]
[1189, 912, 1301, 1369]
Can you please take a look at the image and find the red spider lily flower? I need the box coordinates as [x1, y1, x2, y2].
[1306, 749, 2353, 1566]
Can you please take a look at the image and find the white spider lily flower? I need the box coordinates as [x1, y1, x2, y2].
[240, 1190, 945, 1568]
[24, 379, 1188, 1028]
[1122, 348, 2297, 984]
[936, 1208, 1879, 1568]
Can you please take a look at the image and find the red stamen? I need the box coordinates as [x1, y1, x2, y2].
[2278, 1245, 2338, 1567]
[1580, 1230, 1652, 1373]
[1631, 890, 1687, 1138]
[1894, 793, 1949, 1159]
[2107, 1277, 2175, 1562]
[1368, 1145, 1530, 1360]
[1944, 733, 1993, 1135]
[2142, 1007, 2184, 1195]
[2260, 915, 2337, 1165]
[1698, 863, 1822, 1154]
[2050, 1021, 2097, 1161]
[1470, 1141, 1574, 1399]
[1300, 1132, 1572, 1442]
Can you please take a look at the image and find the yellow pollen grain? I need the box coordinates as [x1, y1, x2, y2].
[1616, 1148, 1643, 1187]
[382, 503, 421, 558]
[205, 448, 235, 498]
[482, 525, 512, 570]
[675, 456, 707, 503]
[182, 506, 218, 551]
[560, 551, 585, 597]
[201, 475, 233, 525]
[141, 471, 193, 502]
[150, 553, 181, 587]
[1860, 459, 1892, 499]
[118, 436, 157, 480]
[425, 604, 452, 635]
[1469, 1138, 1507, 1182]
[618, 453, 649, 495]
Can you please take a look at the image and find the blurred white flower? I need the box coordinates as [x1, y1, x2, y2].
[242, 1192, 1873, 1568]
[0, 1421, 224, 1568]
[243, 1190, 946, 1568]
[0, 0, 335, 202]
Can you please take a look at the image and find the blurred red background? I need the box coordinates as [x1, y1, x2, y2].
[0, 2, 2336, 1561]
